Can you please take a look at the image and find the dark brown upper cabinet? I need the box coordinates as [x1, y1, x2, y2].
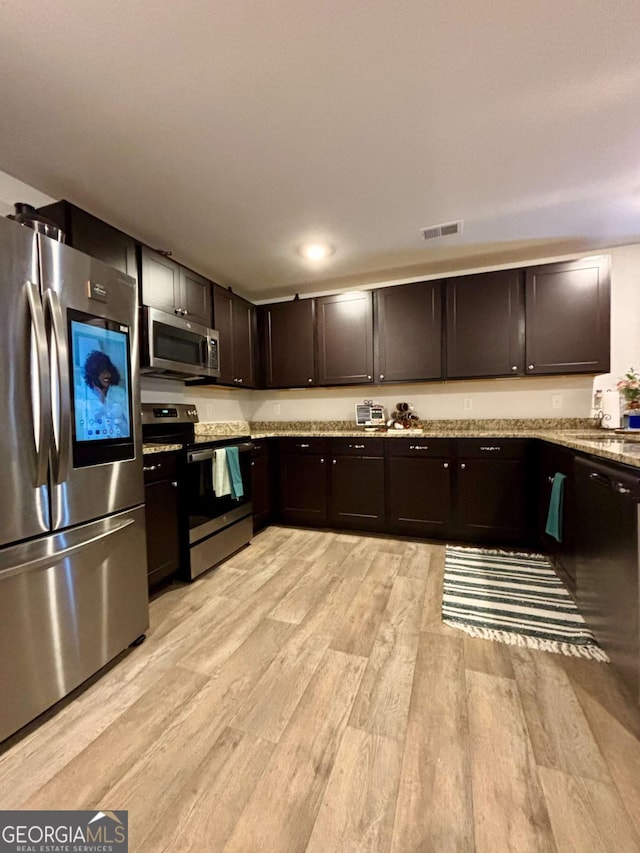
[316, 291, 374, 386]
[260, 298, 316, 388]
[213, 285, 257, 387]
[525, 257, 610, 375]
[446, 269, 524, 379]
[38, 200, 138, 285]
[139, 246, 212, 328]
[374, 280, 442, 383]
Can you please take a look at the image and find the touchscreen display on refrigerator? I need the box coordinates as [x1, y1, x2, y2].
[70, 317, 132, 443]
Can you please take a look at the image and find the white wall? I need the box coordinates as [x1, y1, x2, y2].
[140, 377, 253, 422]
[0, 172, 55, 217]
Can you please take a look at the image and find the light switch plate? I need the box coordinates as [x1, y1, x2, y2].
[463, 398, 473, 411]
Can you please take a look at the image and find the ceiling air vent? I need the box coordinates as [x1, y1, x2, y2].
[420, 220, 463, 240]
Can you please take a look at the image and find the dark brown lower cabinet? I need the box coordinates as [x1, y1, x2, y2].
[278, 439, 329, 527]
[276, 435, 536, 547]
[386, 440, 452, 537]
[537, 442, 576, 593]
[252, 440, 275, 532]
[329, 438, 385, 531]
[453, 440, 533, 546]
[143, 452, 180, 588]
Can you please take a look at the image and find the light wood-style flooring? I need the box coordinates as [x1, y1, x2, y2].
[2, 526, 640, 852]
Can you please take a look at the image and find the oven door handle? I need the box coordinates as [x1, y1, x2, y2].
[187, 442, 254, 464]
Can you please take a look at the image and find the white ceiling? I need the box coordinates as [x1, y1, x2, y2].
[1, 1, 639, 300]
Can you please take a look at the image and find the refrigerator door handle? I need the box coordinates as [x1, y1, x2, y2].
[45, 289, 72, 484]
[25, 282, 52, 487]
[0, 517, 135, 582]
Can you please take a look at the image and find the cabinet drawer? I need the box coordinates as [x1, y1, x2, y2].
[329, 438, 384, 456]
[143, 452, 178, 484]
[279, 437, 329, 455]
[386, 438, 452, 458]
[455, 438, 531, 459]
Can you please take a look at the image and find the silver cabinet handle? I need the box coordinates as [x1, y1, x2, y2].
[349, 444, 365, 449]
[367, 375, 372, 380]
[250, 461, 255, 467]
[25, 282, 51, 488]
[511, 365, 518, 371]
[548, 475, 554, 483]
[171, 481, 178, 487]
[444, 462, 449, 468]
[380, 374, 385, 380]
[332, 459, 337, 464]
[528, 364, 534, 370]
[460, 463, 466, 469]
[298, 443, 310, 449]
[237, 378, 243, 384]
[45, 289, 71, 485]
[320, 458, 325, 463]
[410, 445, 429, 450]
[143, 463, 162, 472]
[308, 378, 313, 383]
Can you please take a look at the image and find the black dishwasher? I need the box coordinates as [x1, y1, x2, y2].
[574, 457, 640, 702]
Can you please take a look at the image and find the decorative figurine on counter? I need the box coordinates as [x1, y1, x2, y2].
[387, 401, 423, 430]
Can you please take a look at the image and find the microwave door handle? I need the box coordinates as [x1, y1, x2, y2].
[200, 338, 208, 367]
[45, 290, 71, 484]
[25, 282, 52, 487]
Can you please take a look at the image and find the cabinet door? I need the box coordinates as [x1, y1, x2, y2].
[144, 479, 180, 587]
[38, 201, 138, 285]
[213, 285, 235, 385]
[446, 270, 524, 378]
[375, 281, 442, 382]
[525, 257, 610, 375]
[140, 247, 181, 316]
[455, 457, 530, 545]
[316, 292, 373, 385]
[537, 442, 576, 591]
[251, 446, 274, 532]
[262, 299, 315, 387]
[279, 454, 328, 526]
[181, 268, 212, 327]
[387, 456, 451, 537]
[329, 455, 385, 531]
[232, 295, 257, 387]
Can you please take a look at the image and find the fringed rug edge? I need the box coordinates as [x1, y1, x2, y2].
[443, 618, 610, 662]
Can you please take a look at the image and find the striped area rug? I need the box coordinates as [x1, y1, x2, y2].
[443, 545, 608, 661]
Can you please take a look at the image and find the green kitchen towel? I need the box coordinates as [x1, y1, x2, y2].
[545, 472, 566, 543]
[226, 446, 244, 500]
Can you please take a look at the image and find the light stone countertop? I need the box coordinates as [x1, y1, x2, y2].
[143, 419, 640, 468]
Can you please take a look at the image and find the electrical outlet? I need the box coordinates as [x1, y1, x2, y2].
[463, 398, 473, 411]
[552, 394, 563, 410]
[273, 402, 281, 416]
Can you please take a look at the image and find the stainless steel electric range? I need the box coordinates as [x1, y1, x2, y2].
[142, 403, 254, 580]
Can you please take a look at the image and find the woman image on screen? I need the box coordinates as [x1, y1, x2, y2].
[80, 350, 129, 439]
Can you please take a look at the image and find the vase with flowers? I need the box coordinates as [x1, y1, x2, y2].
[617, 368, 640, 426]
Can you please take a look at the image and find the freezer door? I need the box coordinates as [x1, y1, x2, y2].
[39, 237, 144, 529]
[0, 505, 148, 744]
[0, 217, 51, 547]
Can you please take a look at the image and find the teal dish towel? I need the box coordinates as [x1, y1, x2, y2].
[545, 472, 566, 543]
[226, 446, 244, 500]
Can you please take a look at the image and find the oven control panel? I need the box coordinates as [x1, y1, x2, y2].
[141, 403, 199, 424]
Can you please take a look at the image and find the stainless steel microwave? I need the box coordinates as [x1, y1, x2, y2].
[140, 306, 220, 381]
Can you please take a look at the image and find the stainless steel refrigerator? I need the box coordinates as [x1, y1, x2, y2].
[0, 215, 148, 744]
